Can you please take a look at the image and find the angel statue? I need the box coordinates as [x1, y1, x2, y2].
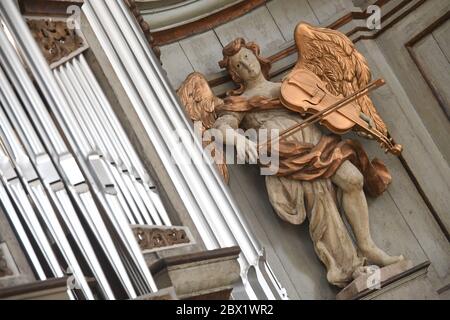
[178, 22, 404, 288]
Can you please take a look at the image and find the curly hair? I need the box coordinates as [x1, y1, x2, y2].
[218, 38, 272, 96]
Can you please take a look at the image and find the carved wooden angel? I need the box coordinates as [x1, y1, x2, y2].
[177, 23, 404, 288]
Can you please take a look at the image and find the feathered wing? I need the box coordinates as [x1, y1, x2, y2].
[177, 72, 229, 183]
[294, 23, 388, 136]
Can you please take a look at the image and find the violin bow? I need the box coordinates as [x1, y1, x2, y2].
[259, 78, 386, 150]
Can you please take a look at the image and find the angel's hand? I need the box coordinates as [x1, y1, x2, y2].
[236, 135, 259, 164]
[356, 131, 375, 140]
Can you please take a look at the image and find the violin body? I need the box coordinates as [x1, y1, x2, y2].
[280, 68, 367, 135]
[280, 68, 402, 155]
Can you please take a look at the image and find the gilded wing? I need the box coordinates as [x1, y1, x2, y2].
[294, 23, 387, 136]
[177, 72, 229, 183]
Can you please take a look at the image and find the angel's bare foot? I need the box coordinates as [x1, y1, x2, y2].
[360, 242, 404, 266]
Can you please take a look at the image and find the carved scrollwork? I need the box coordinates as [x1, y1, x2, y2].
[133, 227, 190, 251]
[27, 19, 84, 65]
[0, 247, 13, 278]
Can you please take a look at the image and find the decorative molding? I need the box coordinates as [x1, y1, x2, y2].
[137, 0, 188, 11]
[125, 0, 161, 60]
[19, 0, 83, 16]
[150, 0, 266, 46]
[150, 0, 401, 46]
[0, 247, 13, 278]
[337, 259, 415, 300]
[149, 246, 241, 300]
[353, 0, 427, 42]
[0, 277, 69, 299]
[267, 0, 427, 64]
[186, 288, 233, 300]
[26, 18, 87, 68]
[353, 261, 431, 300]
[0, 276, 96, 300]
[402, 11, 450, 242]
[134, 287, 178, 300]
[132, 226, 192, 252]
[139, 0, 247, 32]
[405, 10, 450, 120]
[150, 246, 241, 275]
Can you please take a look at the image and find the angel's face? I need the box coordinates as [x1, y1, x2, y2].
[229, 48, 262, 82]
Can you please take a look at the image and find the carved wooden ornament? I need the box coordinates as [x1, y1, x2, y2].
[27, 19, 85, 66]
[133, 227, 191, 251]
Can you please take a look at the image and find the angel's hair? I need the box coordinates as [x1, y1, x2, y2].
[219, 38, 271, 96]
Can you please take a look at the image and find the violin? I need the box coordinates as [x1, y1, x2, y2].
[278, 68, 402, 155]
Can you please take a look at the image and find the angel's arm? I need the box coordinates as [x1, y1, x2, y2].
[213, 111, 258, 163]
[213, 111, 244, 143]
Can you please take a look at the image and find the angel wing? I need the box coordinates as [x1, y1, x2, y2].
[177, 72, 229, 183]
[293, 23, 387, 136]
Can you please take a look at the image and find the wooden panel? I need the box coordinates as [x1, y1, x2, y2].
[413, 34, 450, 118]
[358, 40, 450, 287]
[375, 1, 450, 161]
[370, 2, 450, 242]
[433, 19, 450, 61]
[307, 0, 353, 24]
[266, 0, 319, 41]
[214, 6, 285, 56]
[361, 133, 450, 287]
[159, 42, 194, 88]
[179, 30, 224, 76]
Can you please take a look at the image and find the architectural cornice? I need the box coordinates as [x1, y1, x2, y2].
[146, 0, 265, 45]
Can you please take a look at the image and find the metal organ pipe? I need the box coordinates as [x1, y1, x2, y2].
[0, 179, 46, 280]
[88, 0, 235, 247]
[85, 0, 287, 299]
[0, 0, 287, 300]
[75, 55, 171, 226]
[0, 0, 166, 298]
[92, 0, 246, 295]
[0, 0, 158, 295]
[0, 23, 134, 300]
[82, 2, 217, 251]
[114, 0, 287, 299]
[68, 59, 164, 226]
[0, 66, 96, 299]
